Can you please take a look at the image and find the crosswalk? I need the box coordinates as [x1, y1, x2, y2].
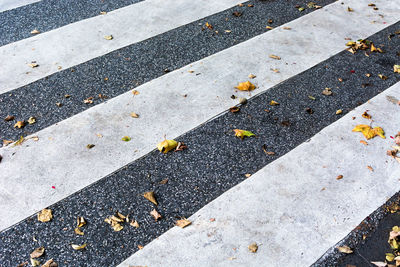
[1, 0, 400, 266]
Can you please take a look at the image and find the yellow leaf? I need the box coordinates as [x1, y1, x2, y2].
[14, 121, 25, 128]
[13, 136, 25, 146]
[157, 139, 178, 153]
[176, 218, 191, 228]
[337, 245, 353, 254]
[122, 136, 131, 142]
[38, 209, 53, 222]
[233, 129, 255, 139]
[386, 253, 395, 262]
[28, 117, 36, 124]
[269, 100, 279, 106]
[393, 226, 400, 232]
[71, 243, 87, 250]
[28, 63, 39, 68]
[30, 247, 45, 258]
[394, 65, 400, 73]
[112, 223, 123, 231]
[132, 90, 140, 95]
[74, 227, 84, 236]
[269, 54, 281, 60]
[266, 26, 274, 30]
[143, 191, 158, 205]
[104, 35, 113, 40]
[378, 74, 387, 80]
[336, 109, 343, 115]
[352, 124, 385, 140]
[248, 243, 258, 253]
[235, 81, 256, 91]
[370, 43, 378, 52]
[130, 112, 139, 118]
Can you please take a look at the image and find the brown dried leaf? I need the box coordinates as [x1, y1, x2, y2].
[130, 220, 140, 228]
[248, 243, 258, 253]
[74, 227, 84, 236]
[130, 112, 139, 118]
[229, 106, 240, 113]
[378, 74, 388, 80]
[176, 218, 191, 228]
[367, 165, 374, 172]
[38, 209, 53, 222]
[30, 247, 45, 258]
[150, 209, 162, 221]
[360, 140, 368, 145]
[76, 216, 86, 227]
[336, 175, 343, 180]
[41, 259, 57, 267]
[159, 179, 168, 184]
[362, 111, 371, 119]
[248, 74, 256, 79]
[269, 54, 281, 60]
[30, 259, 40, 266]
[143, 191, 158, 205]
[4, 115, 14, 121]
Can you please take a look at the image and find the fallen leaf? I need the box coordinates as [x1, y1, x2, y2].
[337, 245, 353, 253]
[76, 216, 86, 227]
[38, 209, 52, 222]
[394, 65, 400, 73]
[367, 165, 374, 172]
[130, 112, 139, 118]
[41, 259, 57, 267]
[30, 259, 40, 266]
[266, 26, 274, 30]
[322, 88, 332, 96]
[232, 11, 242, 17]
[100, 11, 107, 15]
[74, 227, 84, 236]
[352, 124, 385, 139]
[360, 140, 368, 145]
[336, 109, 343, 115]
[248, 243, 258, 253]
[175, 142, 187, 151]
[13, 136, 25, 146]
[362, 111, 371, 119]
[283, 27, 291, 30]
[298, 7, 305, 11]
[371, 262, 387, 267]
[347, 7, 354, 12]
[176, 218, 191, 228]
[4, 115, 14, 121]
[386, 253, 395, 262]
[245, 173, 251, 178]
[83, 97, 93, 104]
[157, 139, 178, 153]
[104, 35, 113, 40]
[233, 129, 255, 139]
[269, 100, 279, 106]
[132, 90, 140, 95]
[308, 95, 316, 100]
[28, 63, 39, 68]
[71, 243, 87, 250]
[159, 179, 168, 184]
[14, 121, 25, 128]
[378, 74, 388, 80]
[56, 102, 62, 107]
[239, 97, 247, 105]
[269, 54, 281, 60]
[150, 209, 162, 221]
[3, 140, 13, 146]
[336, 175, 343, 180]
[205, 22, 213, 29]
[28, 117, 36, 124]
[122, 136, 131, 142]
[230, 106, 240, 113]
[31, 29, 40, 34]
[86, 144, 95, 149]
[30, 247, 45, 258]
[235, 81, 256, 91]
[248, 74, 256, 79]
[138, 245, 144, 250]
[143, 191, 158, 205]
[130, 220, 139, 228]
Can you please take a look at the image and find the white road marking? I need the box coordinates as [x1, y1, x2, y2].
[0, 0, 41, 13]
[119, 82, 400, 267]
[0, 0, 244, 94]
[0, 0, 399, 231]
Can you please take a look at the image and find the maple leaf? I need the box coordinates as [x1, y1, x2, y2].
[352, 124, 385, 140]
[235, 81, 256, 91]
[157, 139, 178, 153]
[233, 129, 255, 139]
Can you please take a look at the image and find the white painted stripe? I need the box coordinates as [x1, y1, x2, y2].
[0, 0, 244, 94]
[119, 83, 400, 267]
[0, 0, 399, 231]
[0, 0, 41, 13]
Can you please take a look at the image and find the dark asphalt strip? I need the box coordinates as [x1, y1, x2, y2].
[1, 22, 399, 266]
[0, 0, 143, 47]
[0, 0, 335, 144]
